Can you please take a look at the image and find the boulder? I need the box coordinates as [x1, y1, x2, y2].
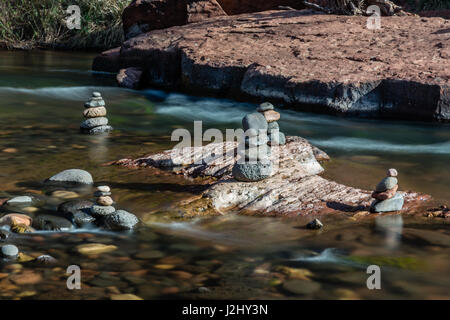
[103, 210, 139, 230]
[47, 169, 94, 185]
[33, 214, 74, 231]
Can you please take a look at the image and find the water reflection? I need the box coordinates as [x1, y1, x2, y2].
[375, 214, 403, 249]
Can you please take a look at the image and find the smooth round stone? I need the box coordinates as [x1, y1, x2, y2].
[77, 243, 117, 255]
[387, 168, 398, 177]
[263, 110, 281, 122]
[0, 214, 32, 227]
[80, 117, 108, 129]
[1, 244, 19, 258]
[257, 102, 274, 112]
[90, 205, 115, 216]
[6, 196, 34, 205]
[268, 131, 286, 146]
[282, 279, 321, 295]
[97, 186, 111, 192]
[242, 112, 268, 131]
[89, 125, 113, 135]
[47, 169, 93, 185]
[35, 255, 57, 265]
[84, 100, 105, 108]
[267, 121, 279, 131]
[244, 135, 269, 147]
[51, 190, 79, 199]
[103, 210, 139, 231]
[57, 200, 95, 226]
[232, 162, 273, 182]
[92, 92, 102, 98]
[371, 193, 404, 213]
[375, 177, 398, 192]
[97, 196, 113, 206]
[83, 106, 107, 118]
[94, 191, 112, 197]
[33, 214, 74, 231]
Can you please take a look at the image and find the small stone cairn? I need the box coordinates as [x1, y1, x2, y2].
[231, 102, 284, 182]
[89, 186, 139, 230]
[80, 92, 113, 134]
[371, 168, 404, 213]
[258, 102, 286, 146]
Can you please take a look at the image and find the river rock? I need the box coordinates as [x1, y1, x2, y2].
[282, 279, 321, 296]
[371, 193, 404, 213]
[262, 110, 280, 122]
[268, 131, 286, 146]
[387, 168, 398, 177]
[80, 117, 109, 130]
[83, 106, 107, 118]
[85, 99, 105, 108]
[35, 255, 57, 265]
[1, 244, 19, 258]
[97, 186, 111, 192]
[103, 210, 139, 230]
[57, 200, 96, 226]
[47, 169, 94, 185]
[267, 121, 279, 131]
[232, 162, 272, 182]
[77, 243, 118, 255]
[242, 112, 268, 131]
[0, 214, 32, 227]
[244, 135, 269, 147]
[89, 125, 113, 134]
[90, 205, 116, 216]
[372, 184, 398, 201]
[97, 196, 114, 206]
[6, 196, 34, 205]
[306, 218, 323, 229]
[0, 230, 10, 241]
[257, 102, 274, 112]
[94, 191, 112, 197]
[375, 177, 398, 192]
[33, 214, 74, 231]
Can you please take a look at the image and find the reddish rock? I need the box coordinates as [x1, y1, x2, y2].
[117, 67, 143, 89]
[372, 184, 399, 201]
[218, 0, 304, 14]
[92, 47, 121, 73]
[94, 10, 450, 121]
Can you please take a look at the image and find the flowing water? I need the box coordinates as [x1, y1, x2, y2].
[0, 51, 449, 300]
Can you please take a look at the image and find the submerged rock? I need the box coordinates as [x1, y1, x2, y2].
[6, 196, 34, 205]
[58, 200, 95, 226]
[33, 214, 74, 231]
[306, 219, 323, 230]
[0, 230, 10, 241]
[88, 125, 113, 135]
[77, 243, 118, 255]
[371, 193, 405, 213]
[35, 255, 57, 265]
[1, 244, 19, 258]
[47, 169, 94, 185]
[103, 210, 139, 230]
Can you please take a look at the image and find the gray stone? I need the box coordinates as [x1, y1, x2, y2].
[0, 230, 10, 241]
[268, 131, 286, 146]
[57, 200, 96, 226]
[6, 196, 34, 205]
[371, 192, 404, 213]
[92, 92, 102, 98]
[90, 205, 116, 216]
[267, 121, 279, 131]
[94, 191, 112, 197]
[33, 214, 74, 231]
[387, 168, 398, 177]
[80, 117, 108, 130]
[47, 169, 93, 185]
[375, 177, 398, 192]
[242, 112, 268, 131]
[282, 279, 321, 295]
[88, 125, 113, 135]
[103, 210, 139, 230]
[84, 100, 105, 108]
[244, 135, 269, 147]
[1, 244, 19, 258]
[238, 145, 271, 161]
[35, 255, 57, 265]
[307, 218, 323, 229]
[257, 102, 275, 112]
[97, 186, 110, 192]
[232, 162, 273, 182]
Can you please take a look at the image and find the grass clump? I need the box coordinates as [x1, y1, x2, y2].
[0, 0, 129, 50]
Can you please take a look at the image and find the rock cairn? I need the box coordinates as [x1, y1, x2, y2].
[80, 92, 113, 134]
[89, 186, 139, 230]
[258, 102, 285, 146]
[371, 168, 404, 213]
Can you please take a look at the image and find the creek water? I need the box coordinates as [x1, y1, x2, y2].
[0, 51, 448, 300]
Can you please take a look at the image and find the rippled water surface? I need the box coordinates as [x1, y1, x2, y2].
[0, 51, 449, 300]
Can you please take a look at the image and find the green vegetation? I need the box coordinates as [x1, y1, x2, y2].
[0, 0, 129, 50]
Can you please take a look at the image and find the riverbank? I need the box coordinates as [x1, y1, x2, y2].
[93, 10, 450, 122]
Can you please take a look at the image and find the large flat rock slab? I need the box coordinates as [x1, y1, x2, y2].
[111, 136, 432, 216]
[94, 10, 450, 121]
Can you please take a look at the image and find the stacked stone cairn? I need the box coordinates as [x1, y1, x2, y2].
[232, 101, 284, 182]
[370, 168, 404, 213]
[80, 92, 113, 134]
[89, 186, 139, 230]
[258, 102, 286, 146]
